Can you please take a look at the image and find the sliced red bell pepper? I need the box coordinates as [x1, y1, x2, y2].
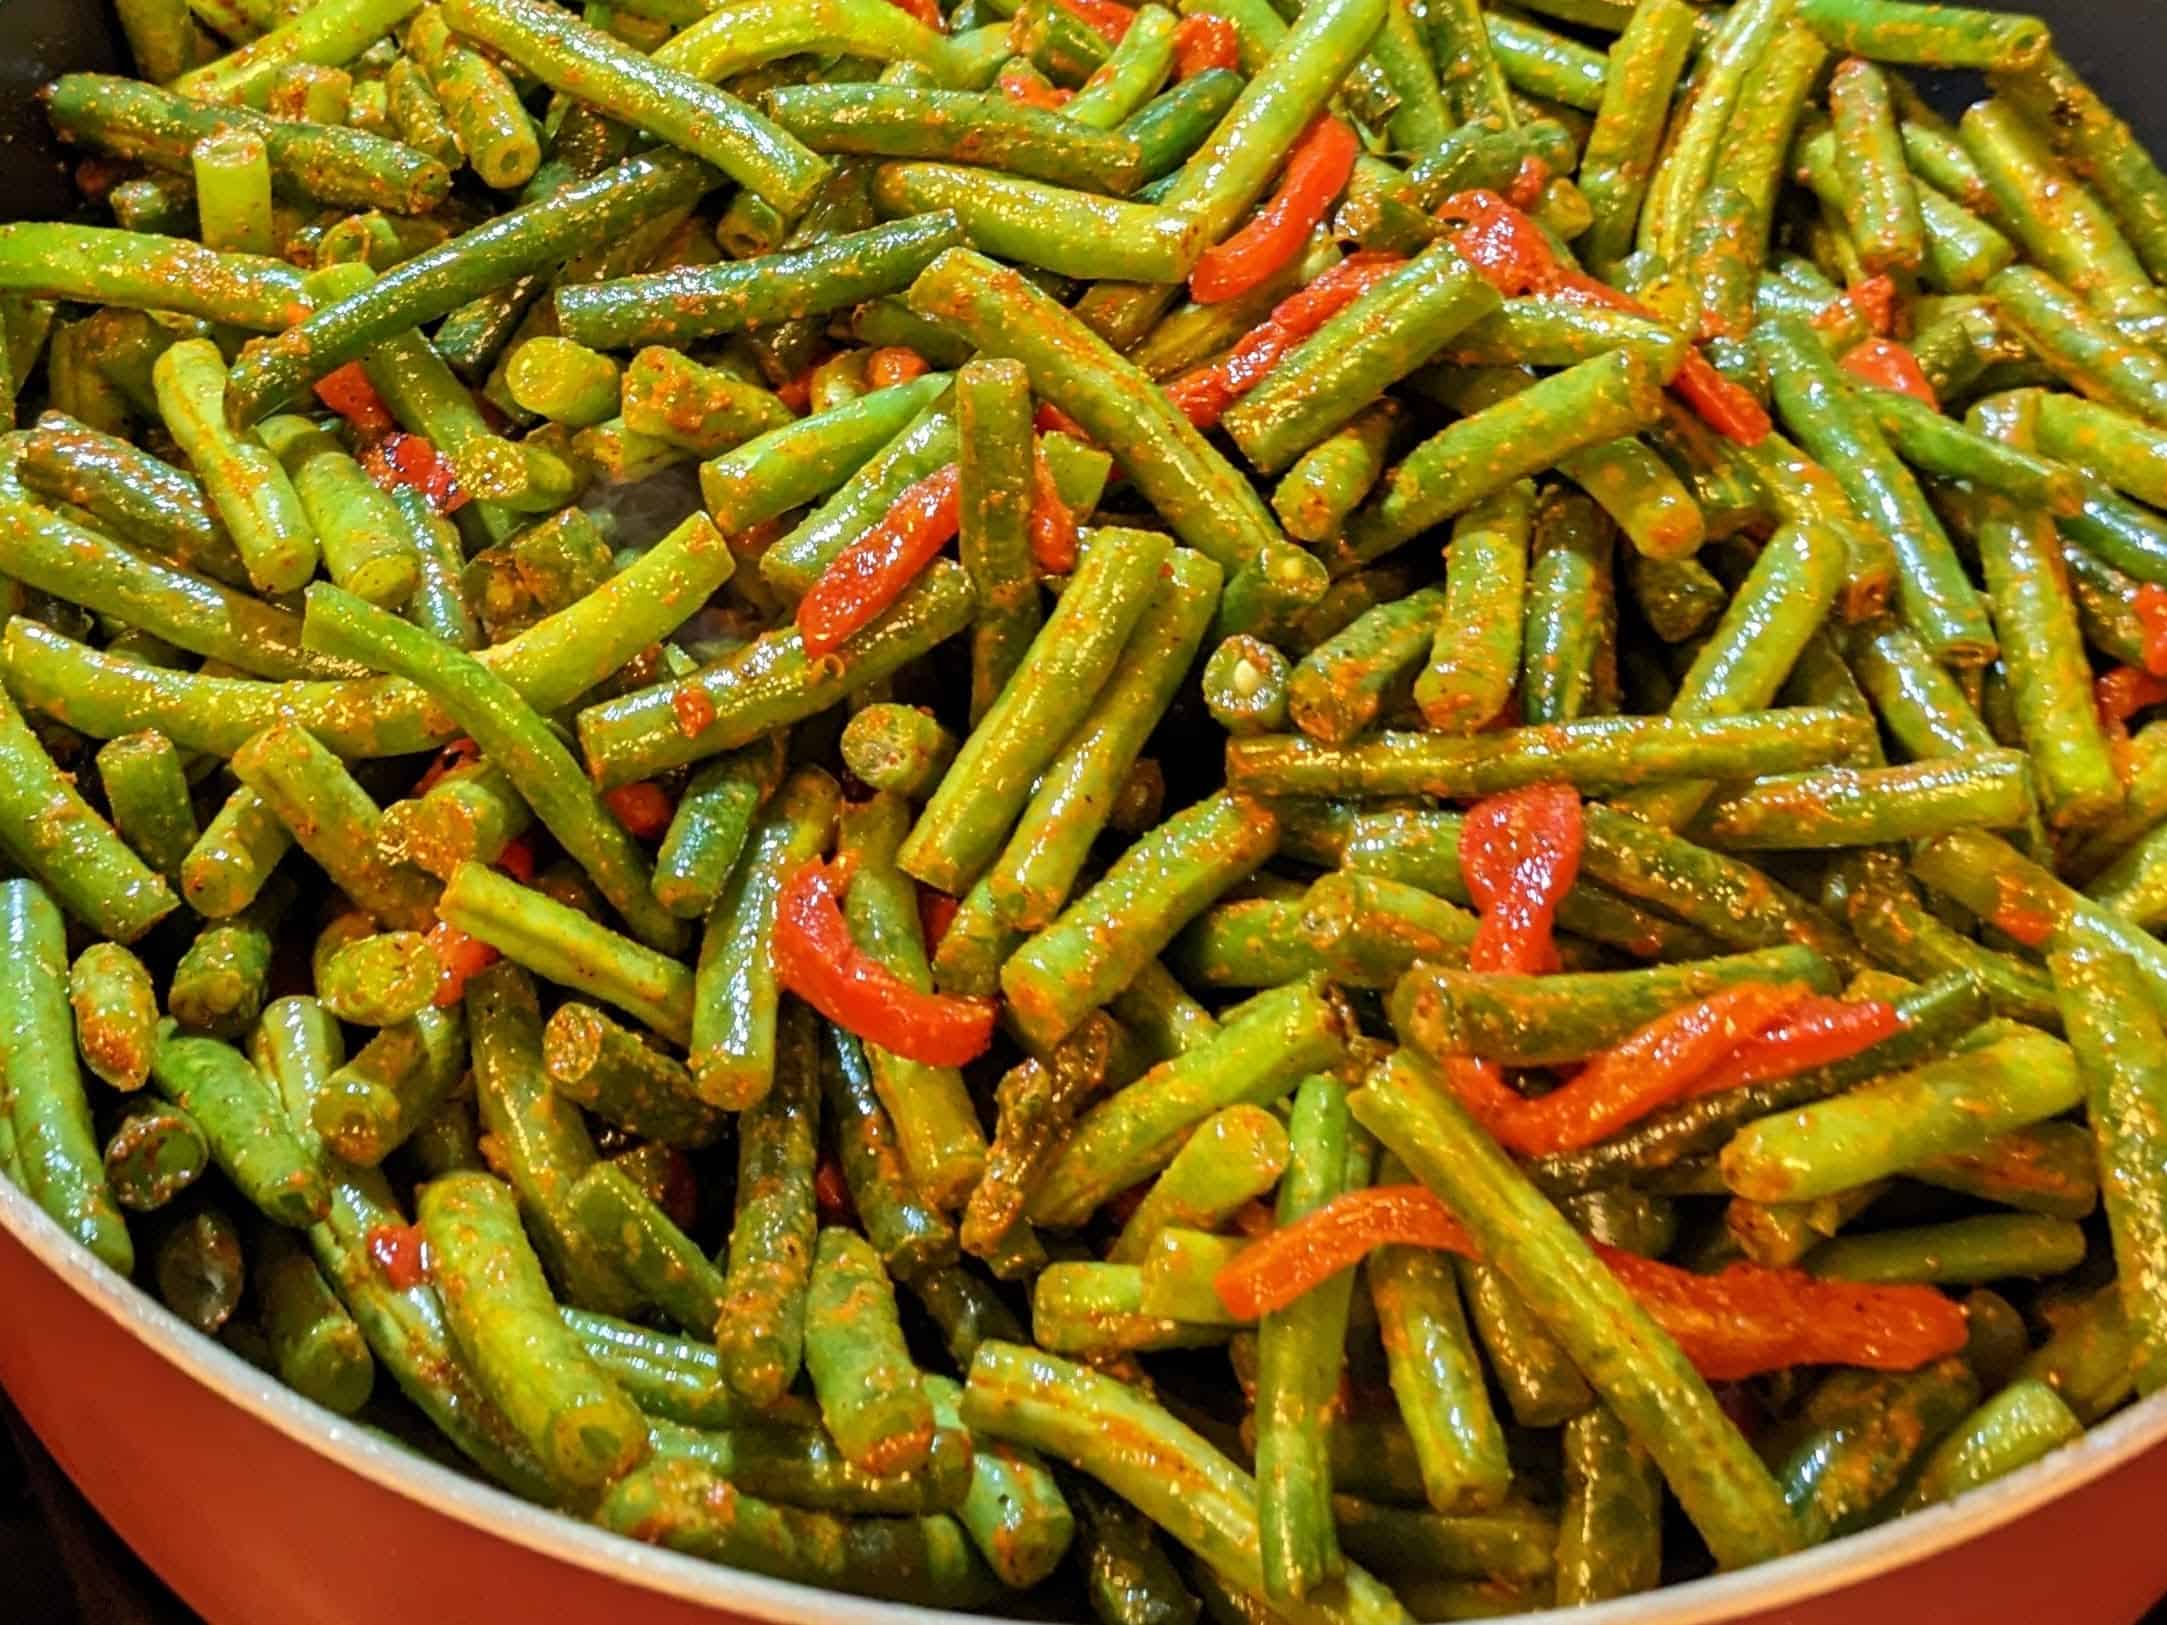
[916, 886, 961, 954]
[1034, 400, 1093, 442]
[1437, 188, 1771, 445]
[363, 431, 468, 513]
[604, 781, 675, 840]
[1678, 993, 1903, 1099]
[777, 364, 819, 413]
[1165, 250, 1406, 429]
[413, 736, 481, 795]
[314, 360, 396, 436]
[774, 857, 997, 1065]
[1190, 116, 1361, 305]
[426, 919, 499, 1007]
[796, 462, 963, 657]
[1501, 982, 1813, 1155]
[493, 834, 538, 885]
[867, 346, 930, 388]
[998, 66, 1073, 109]
[1213, 1184, 1968, 1379]
[366, 1223, 430, 1289]
[1171, 11, 1239, 75]
[1439, 1055, 1531, 1148]
[1505, 155, 1551, 211]
[887, 0, 943, 28]
[1817, 272, 1899, 339]
[1460, 781, 1584, 975]
[1053, 0, 1135, 40]
[2133, 584, 2167, 679]
[1027, 440, 1079, 573]
[1842, 337, 1938, 406]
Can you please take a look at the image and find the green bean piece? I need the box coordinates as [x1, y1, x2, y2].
[1071, 1474, 1204, 1625]
[645, 1413, 972, 1515]
[1003, 791, 1278, 1050]
[1335, 351, 1667, 574]
[1898, 1379, 2083, 1511]
[1722, 1028, 2083, 1204]
[1578, 0, 1698, 268]
[254, 1219, 375, 1415]
[541, 1004, 722, 1149]
[153, 1205, 245, 1334]
[907, 249, 1319, 633]
[1031, 979, 1346, 1229]
[838, 705, 955, 800]
[149, 1023, 329, 1230]
[620, 346, 793, 457]
[952, 358, 1037, 724]
[0, 222, 309, 335]
[1368, 1199, 1512, 1513]
[1554, 1405, 1662, 1604]
[1110, 1106, 1288, 1266]
[1689, 752, 2035, 849]
[171, 881, 288, 1038]
[91, 732, 195, 888]
[1827, 58, 1924, 272]
[1986, 265, 2167, 430]
[309, 1005, 466, 1169]
[504, 335, 620, 429]
[316, 930, 439, 1027]
[1271, 401, 1396, 548]
[231, 722, 438, 930]
[64, 942, 159, 1099]
[1775, 1359, 1980, 1544]
[16, 413, 248, 588]
[1805, 1213, 2087, 1285]
[1203, 636, 1293, 738]
[817, 1019, 958, 1281]
[1351, 1050, 1800, 1571]
[960, 1343, 1415, 1625]
[1518, 487, 1614, 728]
[419, 1170, 650, 1492]
[1454, 1256, 1593, 1427]
[256, 415, 419, 608]
[152, 337, 318, 596]
[103, 1101, 210, 1213]
[378, 759, 532, 884]
[1410, 482, 1532, 733]
[191, 126, 276, 259]
[690, 765, 837, 1109]
[647, 744, 776, 921]
[803, 1225, 937, 1474]
[766, 83, 1146, 191]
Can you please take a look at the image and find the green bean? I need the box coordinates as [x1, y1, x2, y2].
[101, 1101, 209, 1214]
[542, 1004, 721, 1149]
[378, 760, 531, 884]
[1554, 1406, 1661, 1604]
[767, 84, 1145, 191]
[1273, 402, 1397, 548]
[1986, 265, 2167, 430]
[822, 1020, 959, 1280]
[1229, 708, 1870, 802]
[1203, 636, 1293, 738]
[1108, 1107, 1287, 1266]
[1897, 1380, 2083, 1510]
[1351, 1050, 1800, 1571]
[307, 1003, 464, 1168]
[258, 416, 419, 608]
[16, 414, 248, 588]
[1577, 0, 1700, 268]
[1775, 1360, 1980, 1541]
[803, 1225, 937, 1474]
[1991, 49, 2167, 282]
[1689, 753, 2034, 850]
[1826, 58, 1924, 272]
[1856, 386, 2080, 511]
[1335, 351, 1667, 574]
[153, 1205, 245, 1334]
[1071, 1474, 1203, 1625]
[1638, 0, 1793, 264]
[1806, 1212, 2087, 1285]
[230, 722, 437, 929]
[690, 765, 837, 1109]
[171, 879, 289, 1038]
[153, 337, 318, 595]
[91, 733, 195, 889]
[251, 1219, 374, 1414]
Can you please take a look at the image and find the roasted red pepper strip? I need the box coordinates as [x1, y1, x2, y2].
[1461, 782, 1584, 975]
[367, 1223, 430, 1289]
[1505, 155, 1551, 211]
[1172, 11, 1239, 75]
[1213, 1185, 1967, 1378]
[2099, 667, 2167, 780]
[1439, 1056, 1529, 1148]
[314, 360, 396, 436]
[363, 432, 468, 513]
[1500, 982, 1812, 1155]
[494, 835, 537, 885]
[867, 346, 930, 388]
[1027, 441, 1079, 573]
[1437, 189, 1771, 445]
[604, 781, 675, 839]
[1190, 116, 1361, 304]
[774, 857, 997, 1065]
[2132, 585, 2167, 679]
[1035, 399, 1093, 441]
[796, 462, 963, 657]
[1682, 995, 1902, 1100]
[887, 0, 943, 28]
[1054, 0, 1136, 40]
[917, 886, 961, 954]
[777, 365, 819, 413]
[1818, 272, 1899, 339]
[998, 67, 1073, 109]
[1166, 250, 1407, 429]
[427, 919, 498, 1006]
[1841, 338, 1938, 406]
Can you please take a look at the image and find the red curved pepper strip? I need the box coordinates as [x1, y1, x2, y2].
[1172, 12, 1239, 75]
[1500, 982, 1813, 1155]
[1505, 155, 1551, 211]
[775, 857, 998, 1066]
[2130, 585, 2167, 679]
[427, 920, 499, 1006]
[1213, 1185, 1967, 1379]
[1461, 782, 1584, 975]
[796, 462, 963, 657]
[1027, 442, 1079, 573]
[867, 346, 930, 388]
[1167, 250, 1408, 429]
[1437, 189, 1771, 445]
[1439, 1056, 1530, 1148]
[1817, 273, 1898, 339]
[1682, 994, 1903, 1101]
[605, 781, 675, 839]
[1190, 117, 1361, 304]
[998, 66, 1073, 109]
[917, 886, 961, 954]
[1055, 0, 1136, 39]
[1841, 338, 1937, 407]
[1035, 400, 1093, 442]
[364, 432, 468, 513]
[2098, 664, 2167, 734]
[494, 835, 538, 885]
[314, 360, 395, 436]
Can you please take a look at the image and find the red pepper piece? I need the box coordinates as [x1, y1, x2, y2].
[1987, 876, 2057, 950]
[604, 781, 675, 839]
[1841, 337, 1938, 406]
[1439, 1056, 1531, 1148]
[363, 432, 468, 513]
[1190, 116, 1361, 304]
[998, 66, 1073, 109]
[777, 365, 819, 413]
[2133, 584, 2167, 679]
[366, 1223, 430, 1290]
[867, 346, 930, 388]
[1505, 155, 1551, 211]
[887, 0, 944, 27]
[426, 919, 499, 1007]
[1501, 982, 1813, 1155]
[1172, 11, 1239, 75]
[1034, 400, 1093, 442]
[1683, 995, 1902, 1100]
[1460, 782, 1584, 975]
[413, 736, 481, 794]
[1027, 441, 1079, 572]
[493, 834, 538, 885]
[814, 1157, 855, 1224]
[314, 361, 396, 436]
[796, 462, 963, 657]
[2099, 666, 2167, 779]
[917, 886, 961, 954]
[1437, 189, 1771, 444]
[1054, 0, 1135, 40]
[1165, 250, 1406, 428]
[774, 858, 997, 1066]
[1213, 1185, 1967, 1378]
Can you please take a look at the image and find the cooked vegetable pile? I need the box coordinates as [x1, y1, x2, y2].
[3, 0, 2167, 1615]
